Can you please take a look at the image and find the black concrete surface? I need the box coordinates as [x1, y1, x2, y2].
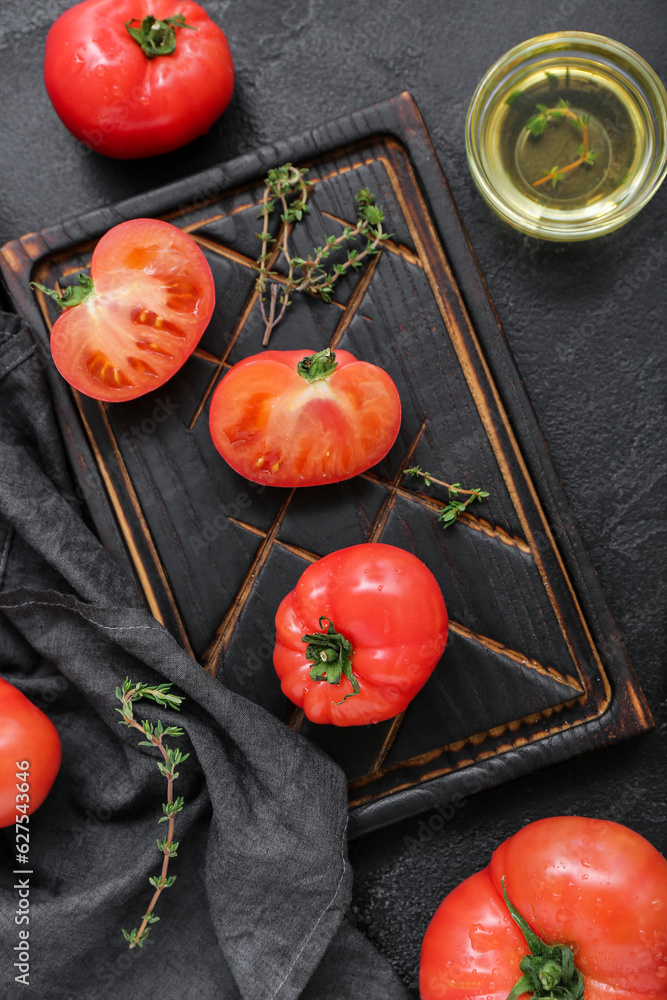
[0, 2, 665, 994]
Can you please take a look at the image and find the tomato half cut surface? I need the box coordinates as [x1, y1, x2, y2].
[45, 218, 215, 402]
[208, 348, 402, 487]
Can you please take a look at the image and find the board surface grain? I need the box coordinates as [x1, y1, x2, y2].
[0, 93, 651, 836]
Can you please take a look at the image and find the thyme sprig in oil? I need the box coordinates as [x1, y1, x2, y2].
[518, 97, 599, 189]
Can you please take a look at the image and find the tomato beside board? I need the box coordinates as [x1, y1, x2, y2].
[209, 348, 401, 487]
[420, 816, 667, 1000]
[36, 218, 215, 402]
[44, 0, 234, 159]
[273, 543, 448, 726]
[0, 678, 62, 828]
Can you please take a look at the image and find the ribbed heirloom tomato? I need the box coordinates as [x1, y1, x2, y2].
[35, 218, 215, 402]
[0, 678, 62, 828]
[209, 348, 402, 487]
[44, 0, 234, 159]
[273, 543, 448, 726]
[420, 816, 667, 1000]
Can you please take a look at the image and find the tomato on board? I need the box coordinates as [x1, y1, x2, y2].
[273, 543, 448, 726]
[0, 678, 62, 828]
[209, 348, 402, 487]
[44, 0, 234, 159]
[34, 218, 215, 402]
[420, 816, 667, 1000]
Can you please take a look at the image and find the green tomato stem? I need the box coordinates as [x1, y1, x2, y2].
[502, 877, 584, 1000]
[30, 273, 95, 310]
[125, 14, 197, 59]
[302, 617, 359, 703]
[296, 348, 339, 383]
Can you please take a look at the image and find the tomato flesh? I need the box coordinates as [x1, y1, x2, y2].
[209, 350, 402, 487]
[44, 0, 234, 159]
[48, 218, 215, 402]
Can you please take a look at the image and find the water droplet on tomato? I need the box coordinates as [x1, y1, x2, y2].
[652, 898, 664, 911]
[581, 858, 592, 868]
[469, 924, 495, 952]
[96, 64, 106, 76]
[556, 908, 572, 923]
[377, 585, 383, 591]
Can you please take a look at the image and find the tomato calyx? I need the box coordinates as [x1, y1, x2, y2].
[501, 878, 584, 1000]
[302, 616, 360, 703]
[125, 14, 197, 59]
[296, 347, 338, 383]
[30, 273, 95, 310]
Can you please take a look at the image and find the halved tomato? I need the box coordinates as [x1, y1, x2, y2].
[37, 218, 215, 402]
[208, 347, 401, 487]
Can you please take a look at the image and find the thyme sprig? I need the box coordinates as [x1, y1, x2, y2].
[405, 466, 489, 527]
[115, 678, 189, 950]
[523, 99, 598, 190]
[254, 163, 390, 344]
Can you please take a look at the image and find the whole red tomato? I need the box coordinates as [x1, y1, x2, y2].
[273, 543, 448, 726]
[420, 816, 667, 1000]
[33, 218, 215, 402]
[209, 348, 402, 487]
[44, 0, 234, 159]
[0, 678, 62, 828]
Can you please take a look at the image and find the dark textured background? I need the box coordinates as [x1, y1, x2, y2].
[1, 1, 665, 993]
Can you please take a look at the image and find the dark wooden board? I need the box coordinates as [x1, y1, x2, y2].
[0, 93, 652, 837]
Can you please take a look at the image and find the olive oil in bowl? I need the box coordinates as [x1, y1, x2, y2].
[466, 34, 667, 240]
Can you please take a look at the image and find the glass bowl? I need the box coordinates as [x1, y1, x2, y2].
[465, 32, 667, 240]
